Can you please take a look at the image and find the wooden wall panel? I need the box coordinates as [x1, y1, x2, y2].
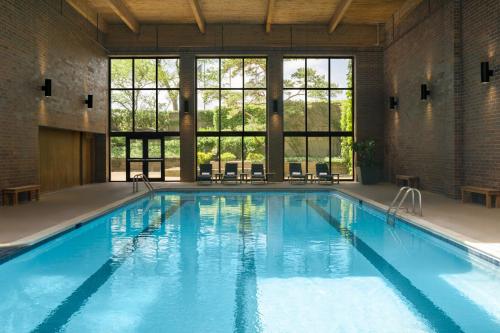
[39, 127, 81, 193]
[81, 132, 94, 185]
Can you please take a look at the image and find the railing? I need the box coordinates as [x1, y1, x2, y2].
[386, 187, 422, 225]
[132, 174, 154, 193]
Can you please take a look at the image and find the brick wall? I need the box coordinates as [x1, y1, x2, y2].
[384, 0, 457, 197]
[462, 0, 500, 190]
[0, 0, 108, 197]
[384, 0, 500, 198]
[356, 51, 385, 164]
[0, 1, 386, 188]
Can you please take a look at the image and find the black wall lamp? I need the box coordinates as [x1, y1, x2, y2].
[420, 84, 430, 100]
[41, 79, 51, 97]
[184, 99, 189, 113]
[389, 96, 399, 109]
[84, 95, 93, 108]
[273, 99, 278, 114]
[481, 61, 494, 83]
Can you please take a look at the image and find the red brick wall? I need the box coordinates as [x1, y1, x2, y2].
[0, 0, 108, 196]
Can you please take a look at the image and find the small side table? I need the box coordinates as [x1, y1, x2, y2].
[213, 173, 223, 183]
[265, 172, 276, 183]
[239, 173, 249, 184]
[396, 175, 420, 189]
[305, 173, 314, 184]
[333, 173, 340, 184]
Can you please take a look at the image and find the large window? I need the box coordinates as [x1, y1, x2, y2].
[109, 58, 180, 181]
[196, 58, 267, 173]
[283, 57, 353, 179]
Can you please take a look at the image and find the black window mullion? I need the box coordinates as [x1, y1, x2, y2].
[305, 58, 308, 172]
[242, 58, 245, 172]
[218, 58, 222, 173]
[156, 58, 159, 133]
[132, 58, 135, 132]
[328, 59, 332, 173]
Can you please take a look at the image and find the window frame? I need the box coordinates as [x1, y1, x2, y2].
[283, 56, 355, 180]
[108, 57, 181, 182]
[195, 56, 269, 174]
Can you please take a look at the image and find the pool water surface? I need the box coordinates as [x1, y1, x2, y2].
[1, 191, 499, 332]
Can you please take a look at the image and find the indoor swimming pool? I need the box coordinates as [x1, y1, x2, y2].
[1, 191, 499, 332]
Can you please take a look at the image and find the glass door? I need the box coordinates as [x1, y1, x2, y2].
[126, 137, 164, 181]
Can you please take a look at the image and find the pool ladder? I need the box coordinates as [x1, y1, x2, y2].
[386, 187, 422, 225]
[132, 174, 154, 193]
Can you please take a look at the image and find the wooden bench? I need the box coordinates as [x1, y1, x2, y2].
[2, 185, 40, 206]
[396, 175, 420, 189]
[462, 186, 500, 208]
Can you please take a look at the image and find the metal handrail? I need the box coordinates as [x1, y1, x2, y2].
[387, 187, 422, 225]
[132, 174, 154, 193]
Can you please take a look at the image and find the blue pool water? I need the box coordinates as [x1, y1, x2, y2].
[1, 191, 500, 332]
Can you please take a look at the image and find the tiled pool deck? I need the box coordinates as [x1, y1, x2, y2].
[1, 182, 499, 261]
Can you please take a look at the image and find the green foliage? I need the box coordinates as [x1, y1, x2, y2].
[197, 152, 214, 164]
[110, 58, 355, 176]
[283, 60, 353, 175]
[340, 136, 353, 174]
[220, 152, 236, 161]
[164, 138, 180, 158]
[110, 137, 125, 158]
[197, 59, 267, 132]
[245, 152, 264, 162]
[111, 58, 179, 133]
[352, 139, 376, 168]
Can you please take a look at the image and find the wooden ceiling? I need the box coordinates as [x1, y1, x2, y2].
[67, 0, 414, 34]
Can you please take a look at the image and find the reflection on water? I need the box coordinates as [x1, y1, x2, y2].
[0, 192, 499, 332]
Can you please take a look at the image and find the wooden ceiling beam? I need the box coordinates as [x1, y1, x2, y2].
[265, 0, 276, 33]
[187, 0, 206, 34]
[328, 0, 354, 34]
[393, 0, 424, 26]
[65, 0, 108, 33]
[107, 0, 140, 34]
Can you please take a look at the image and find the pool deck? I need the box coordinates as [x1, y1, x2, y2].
[1, 182, 499, 262]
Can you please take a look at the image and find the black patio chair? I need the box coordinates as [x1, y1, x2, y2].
[288, 163, 307, 184]
[250, 164, 266, 183]
[315, 163, 339, 184]
[197, 163, 213, 183]
[222, 163, 239, 184]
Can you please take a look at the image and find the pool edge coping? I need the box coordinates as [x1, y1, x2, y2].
[1, 186, 498, 267]
[333, 187, 500, 266]
[0, 190, 149, 249]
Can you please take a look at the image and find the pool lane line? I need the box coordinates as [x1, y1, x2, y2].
[233, 197, 262, 333]
[306, 200, 464, 333]
[31, 199, 188, 333]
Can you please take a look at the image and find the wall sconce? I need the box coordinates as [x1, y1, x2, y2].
[41, 79, 51, 97]
[389, 96, 399, 109]
[184, 99, 189, 113]
[84, 95, 93, 108]
[481, 61, 494, 83]
[273, 99, 278, 114]
[420, 84, 430, 100]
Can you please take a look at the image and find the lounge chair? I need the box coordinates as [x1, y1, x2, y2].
[250, 164, 266, 183]
[197, 163, 213, 183]
[222, 163, 239, 184]
[315, 163, 340, 184]
[288, 163, 307, 184]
